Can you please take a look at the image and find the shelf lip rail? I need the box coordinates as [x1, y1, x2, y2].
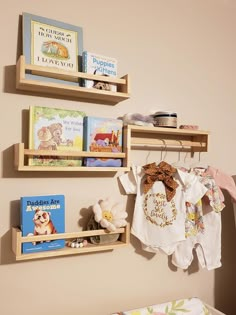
[12, 226, 126, 243]
[12, 224, 130, 261]
[16, 56, 130, 104]
[14, 143, 129, 172]
[130, 138, 207, 149]
[17, 55, 127, 86]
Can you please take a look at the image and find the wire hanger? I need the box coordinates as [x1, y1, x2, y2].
[172, 140, 184, 168]
[190, 142, 208, 169]
[172, 140, 190, 169]
[145, 150, 151, 164]
[160, 139, 167, 161]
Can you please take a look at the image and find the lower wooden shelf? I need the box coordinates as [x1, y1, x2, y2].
[14, 143, 129, 172]
[12, 224, 130, 261]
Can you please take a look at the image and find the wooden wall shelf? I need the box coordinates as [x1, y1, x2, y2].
[123, 125, 209, 168]
[16, 56, 130, 105]
[14, 143, 129, 172]
[12, 224, 130, 261]
[14, 126, 209, 172]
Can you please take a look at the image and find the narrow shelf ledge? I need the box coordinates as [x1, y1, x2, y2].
[123, 125, 209, 168]
[124, 125, 209, 151]
[14, 143, 129, 172]
[12, 224, 130, 261]
[16, 56, 130, 105]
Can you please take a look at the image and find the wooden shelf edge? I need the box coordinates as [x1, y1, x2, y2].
[15, 241, 128, 261]
[123, 125, 209, 154]
[125, 125, 210, 136]
[14, 143, 130, 172]
[19, 55, 127, 85]
[16, 56, 130, 104]
[12, 224, 130, 261]
[16, 166, 130, 172]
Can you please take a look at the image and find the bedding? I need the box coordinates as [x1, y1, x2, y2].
[111, 297, 225, 315]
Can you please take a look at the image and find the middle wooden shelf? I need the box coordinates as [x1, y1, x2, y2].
[14, 143, 129, 172]
[14, 126, 209, 172]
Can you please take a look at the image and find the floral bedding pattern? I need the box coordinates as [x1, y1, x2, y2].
[112, 297, 211, 315]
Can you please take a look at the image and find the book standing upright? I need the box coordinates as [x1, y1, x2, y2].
[29, 106, 85, 166]
[21, 194, 65, 254]
[22, 12, 83, 85]
[83, 116, 123, 167]
[82, 51, 118, 92]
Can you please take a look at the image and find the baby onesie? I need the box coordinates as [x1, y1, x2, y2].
[119, 163, 207, 255]
[172, 209, 222, 270]
[172, 170, 225, 270]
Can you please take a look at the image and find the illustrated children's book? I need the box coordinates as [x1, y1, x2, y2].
[22, 12, 83, 85]
[82, 51, 117, 92]
[83, 116, 123, 167]
[29, 106, 85, 166]
[21, 194, 65, 254]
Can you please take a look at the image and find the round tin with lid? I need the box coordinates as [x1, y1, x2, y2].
[153, 111, 177, 128]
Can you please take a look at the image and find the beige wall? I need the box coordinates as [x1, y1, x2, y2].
[0, 1, 236, 314]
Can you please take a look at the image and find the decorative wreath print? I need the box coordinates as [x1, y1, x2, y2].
[143, 193, 177, 227]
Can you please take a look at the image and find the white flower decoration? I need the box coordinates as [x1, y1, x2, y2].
[93, 197, 128, 232]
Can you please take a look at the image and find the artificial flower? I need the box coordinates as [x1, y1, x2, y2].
[93, 197, 128, 232]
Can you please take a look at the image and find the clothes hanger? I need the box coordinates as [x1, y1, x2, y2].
[145, 150, 151, 164]
[144, 139, 166, 165]
[172, 140, 190, 170]
[172, 140, 183, 167]
[190, 142, 208, 170]
[144, 139, 168, 167]
[160, 139, 167, 161]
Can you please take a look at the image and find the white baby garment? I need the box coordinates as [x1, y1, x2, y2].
[119, 164, 208, 254]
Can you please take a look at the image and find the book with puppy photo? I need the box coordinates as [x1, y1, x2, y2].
[20, 194, 65, 254]
[82, 51, 118, 92]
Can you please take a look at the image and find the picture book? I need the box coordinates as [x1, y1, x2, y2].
[21, 194, 65, 254]
[29, 106, 85, 166]
[82, 51, 117, 92]
[22, 13, 83, 85]
[83, 116, 123, 167]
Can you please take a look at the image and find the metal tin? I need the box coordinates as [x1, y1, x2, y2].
[153, 111, 177, 128]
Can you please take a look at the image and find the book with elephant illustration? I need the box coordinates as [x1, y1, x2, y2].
[82, 51, 118, 92]
[83, 116, 123, 167]
[21, 194, 65, 254]
[29, 106, 85, 166]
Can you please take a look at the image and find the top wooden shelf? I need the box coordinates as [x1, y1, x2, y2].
[16, 56, 130, 105]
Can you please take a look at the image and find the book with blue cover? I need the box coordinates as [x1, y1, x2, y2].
[21, 194, 65, 254]
[83, 116, 123, 167]
[22, 12, 83, 85]
[82, 51, 117, 92]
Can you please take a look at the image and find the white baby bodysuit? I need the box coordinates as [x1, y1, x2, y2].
[172, 170, 224, 270]
[119, 164, 208, 255]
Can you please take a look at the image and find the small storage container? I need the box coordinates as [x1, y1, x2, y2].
[153, 111, 177, 128]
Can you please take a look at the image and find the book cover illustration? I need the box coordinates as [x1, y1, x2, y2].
[23, 13, 83, 85]
[29, 106, 85, 166]
[82, 51, 117, 92]
[21, 194, 65, 254]
[83, 116, 123, 167]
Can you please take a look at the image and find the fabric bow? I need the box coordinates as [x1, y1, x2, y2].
[143, 161, 179, 201]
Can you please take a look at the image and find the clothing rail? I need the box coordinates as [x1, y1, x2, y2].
[123, 125, 209, 168]
[130, 138, 206, 151]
